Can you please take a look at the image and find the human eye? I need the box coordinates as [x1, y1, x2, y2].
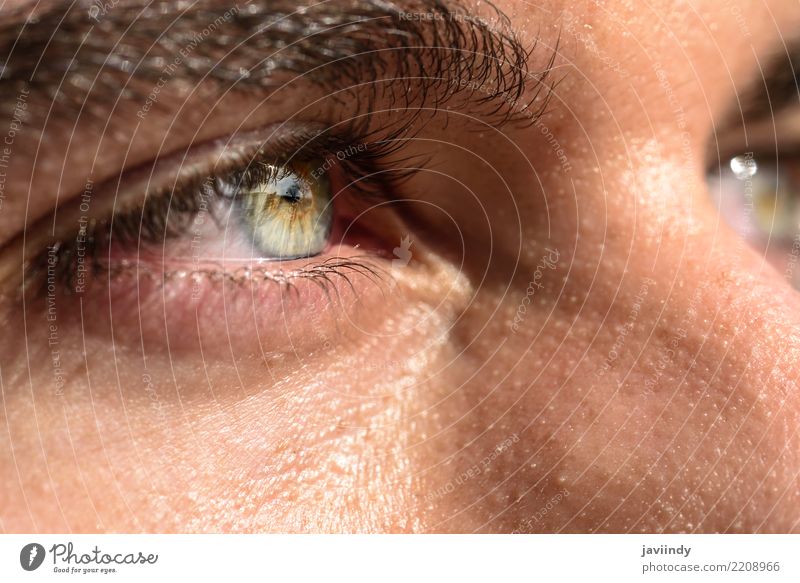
[23, 123, 399, 292]
[708, 150, 800, 285]
[706, 53, 800, 290]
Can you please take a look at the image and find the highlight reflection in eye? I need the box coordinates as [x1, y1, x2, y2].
[232, 161, 333, 260]
[709, 152, 800, 289]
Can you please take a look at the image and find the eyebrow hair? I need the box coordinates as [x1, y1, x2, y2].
[0, 0, 552, 126]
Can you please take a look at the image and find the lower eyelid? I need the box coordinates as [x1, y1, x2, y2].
[75, 250, 394, 357]
[101, 254, 388, 287]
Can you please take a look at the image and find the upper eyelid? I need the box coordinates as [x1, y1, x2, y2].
[710, 107, 800, 164]
[50, 123, 344, 233]
[705, 42, 800, 166]
[712, 43, 800, 138]
[727, 44, 800, 126]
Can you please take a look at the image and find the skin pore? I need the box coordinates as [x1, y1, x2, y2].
[0, 0, 799, 533]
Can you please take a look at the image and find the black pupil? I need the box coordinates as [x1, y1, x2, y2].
[280, 178, 303, 203]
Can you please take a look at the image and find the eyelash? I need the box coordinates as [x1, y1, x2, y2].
[27, 121, 417, 297]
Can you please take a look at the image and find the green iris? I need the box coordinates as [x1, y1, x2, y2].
[238, 161, 333, 260]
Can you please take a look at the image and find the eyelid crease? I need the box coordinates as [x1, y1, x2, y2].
[712, 108, 800, 162]
[100, 122, 418, 250]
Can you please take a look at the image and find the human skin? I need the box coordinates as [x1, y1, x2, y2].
[0, 0, 799, 533]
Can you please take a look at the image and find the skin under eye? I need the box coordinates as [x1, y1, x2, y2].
[708, 151, 800, 288]
[233, 161, 333, 260]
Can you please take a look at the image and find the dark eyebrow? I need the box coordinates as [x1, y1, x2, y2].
[0, 0, 552, 126]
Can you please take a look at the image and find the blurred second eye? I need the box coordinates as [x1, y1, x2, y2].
[708, 153, 800, 289]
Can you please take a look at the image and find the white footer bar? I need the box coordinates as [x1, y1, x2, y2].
[1, 534, 797, 582]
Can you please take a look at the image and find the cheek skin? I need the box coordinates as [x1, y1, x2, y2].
[393, 0, 800, 532]
[415, 0, 800, 534]
[413, 165, 800, 533]
[0, 248, 473, 532]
